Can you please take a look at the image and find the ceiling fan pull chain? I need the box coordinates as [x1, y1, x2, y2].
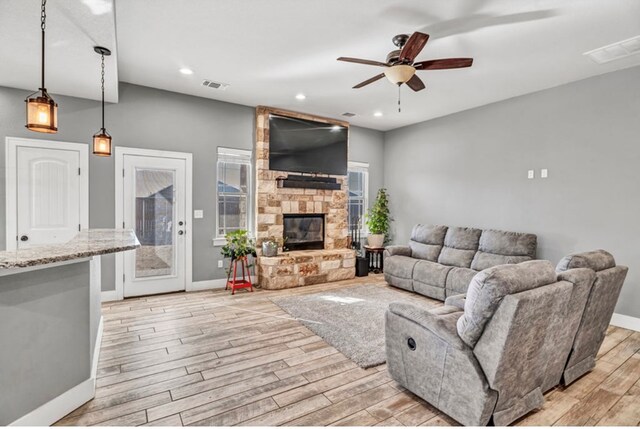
[398, 84, 401, 113]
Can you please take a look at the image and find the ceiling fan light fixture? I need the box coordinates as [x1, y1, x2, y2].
[384, 65, 416, 85]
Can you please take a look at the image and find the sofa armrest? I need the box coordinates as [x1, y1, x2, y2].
[384, 245, 412, 258]
[388, 302, 466, 350]
[445, 293, 467, 310]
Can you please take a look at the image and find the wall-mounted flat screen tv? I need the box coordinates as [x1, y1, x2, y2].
[268, 115, 348, 176]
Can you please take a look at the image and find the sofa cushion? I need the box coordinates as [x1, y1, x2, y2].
[385, 255, 419, 279]
[408, 224, 448, 262]
[457, 260, 557, 347]
[556, 249, 616, 272]
[471, 252, 532, 271]
[409, 241, 442, 262]
[445, 267, 478, 295]
[444, 226, 482, 250]
[439, 247, 477, 268]
[413, 260, 453, 288]
[478, 229, 537, 258]
[411, 224, 448, 245]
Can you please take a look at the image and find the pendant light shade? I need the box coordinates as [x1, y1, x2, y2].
[93, 46, 112, 156]
[93, 129, 112, 157]
[26, 0, 58, 133]
[26, 90, 58, 133]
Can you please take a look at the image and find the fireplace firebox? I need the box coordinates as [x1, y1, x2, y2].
[283, 214, 325, 251]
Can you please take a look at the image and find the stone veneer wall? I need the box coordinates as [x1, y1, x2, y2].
[255, 106, 350, 249]
[255, 106, 355, 289]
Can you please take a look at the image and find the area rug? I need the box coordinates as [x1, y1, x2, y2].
[270, 284, 438, 368]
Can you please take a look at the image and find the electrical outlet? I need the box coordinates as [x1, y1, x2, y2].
[194, 210, 203, 219]
[541, 169, 548, 178]
[527, 170, 535, 179]
[217, 260, 223, 268]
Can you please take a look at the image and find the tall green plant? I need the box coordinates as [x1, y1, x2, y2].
[365, 188, 392, 237]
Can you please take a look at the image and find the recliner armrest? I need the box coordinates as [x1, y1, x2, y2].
[445, 293, 467, 310]
[384, 245, 412, 258]
[388, 302, 466, 350]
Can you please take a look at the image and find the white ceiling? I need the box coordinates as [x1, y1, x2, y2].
[0, 0, 118, 102]
[2, 0, 640, 131]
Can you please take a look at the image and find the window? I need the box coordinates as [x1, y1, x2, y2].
[216, 148, 252, 239]
[348, 161, 369, 233]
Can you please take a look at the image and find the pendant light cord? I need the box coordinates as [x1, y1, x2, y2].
[40, 0, 47, 90]
[100, 53, 106, 130]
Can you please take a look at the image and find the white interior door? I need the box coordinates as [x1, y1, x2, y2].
[123, 154, 187, 297]
[6, 138, 88, 250]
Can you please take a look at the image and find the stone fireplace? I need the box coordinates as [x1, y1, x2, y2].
[283, 214, 324, 251]
[255, 106, 356, 289]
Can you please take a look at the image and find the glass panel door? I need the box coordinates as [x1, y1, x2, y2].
[134, 168, 176, 279]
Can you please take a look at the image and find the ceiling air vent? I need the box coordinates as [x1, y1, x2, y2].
[585, 35, 640, 64]
[202, 80, 229, 90]
[342, 112, 356, 117]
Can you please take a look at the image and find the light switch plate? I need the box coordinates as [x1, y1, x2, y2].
[541, 169, 548, 178]
[217, 260, 223, 268]
[528, 170, 535, 179]
[194, 210, 204, 218]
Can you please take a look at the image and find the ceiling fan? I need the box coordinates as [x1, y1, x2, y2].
[337, 32, 473, 94]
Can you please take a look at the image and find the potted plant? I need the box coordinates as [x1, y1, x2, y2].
[220, 229, 256, 265]
[365, 188, 392, 248]
[261, 236, 286, 257]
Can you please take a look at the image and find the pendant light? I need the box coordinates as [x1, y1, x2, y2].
[92, 46, 112, 156]
[25, 0, 58, 133]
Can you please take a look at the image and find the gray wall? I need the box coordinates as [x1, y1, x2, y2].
[0, 83, 385, 291]
[383, 66, 640, 319]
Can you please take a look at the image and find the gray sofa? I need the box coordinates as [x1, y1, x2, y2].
[384, 224, 537, 300]
[386, 261, 574, 425]
[385, 249, 629, 425]
[556, 249, 629, 385]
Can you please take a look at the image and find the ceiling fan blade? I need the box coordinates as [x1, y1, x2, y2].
[415, 58, 473, 70]
[406, 75, 426, 92]
[399, 32, 429, 63]
[353, 73, 385, 89]
[337, 57, 389, 67]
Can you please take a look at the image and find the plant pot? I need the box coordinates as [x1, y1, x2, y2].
[367, 234, 385, 248]
[262, 241, 278, 257]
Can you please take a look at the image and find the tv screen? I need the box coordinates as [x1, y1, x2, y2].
[268, 115, 348, 176]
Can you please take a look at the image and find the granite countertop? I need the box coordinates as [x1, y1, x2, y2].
[0, 229, 140, 269]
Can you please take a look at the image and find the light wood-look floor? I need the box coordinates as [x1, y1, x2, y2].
[56, 274, 640, 426]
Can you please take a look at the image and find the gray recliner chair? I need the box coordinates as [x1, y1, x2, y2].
[556, 250, 629, 385]
[385, 261, 575, 426]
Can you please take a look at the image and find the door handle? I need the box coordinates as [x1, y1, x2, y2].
[20, 235, 29, 242]
[178, 230, 184, 235]
[178, 221, 184, 226]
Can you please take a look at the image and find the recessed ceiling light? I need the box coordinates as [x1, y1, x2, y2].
[179, 68, 194, 75]
[295, 93, 306, 100]
[374, 111, 383, 117]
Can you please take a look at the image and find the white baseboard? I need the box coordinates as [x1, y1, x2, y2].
[190, 278, 228, 291]
[101, 290, 119, 302]
[610, 313, 640, 332]
[10, 317, 104, 426]
[91, 316, 104, 382]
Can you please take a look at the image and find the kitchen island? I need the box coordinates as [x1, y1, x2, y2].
[0, 229, 139, 426]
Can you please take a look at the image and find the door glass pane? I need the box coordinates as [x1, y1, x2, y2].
[134, 168, 175, 278]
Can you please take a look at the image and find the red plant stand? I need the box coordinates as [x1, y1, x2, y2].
[226, 256, 253, 295]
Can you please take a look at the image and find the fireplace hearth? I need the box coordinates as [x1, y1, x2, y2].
[283, 214, 324, 251]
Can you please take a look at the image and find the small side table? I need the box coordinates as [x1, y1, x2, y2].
[226, 256, 253, 295]
[364, 245, 385, 273]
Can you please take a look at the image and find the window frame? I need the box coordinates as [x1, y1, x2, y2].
[215, 147, 253, 245]
[347, 161, 369, 236]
